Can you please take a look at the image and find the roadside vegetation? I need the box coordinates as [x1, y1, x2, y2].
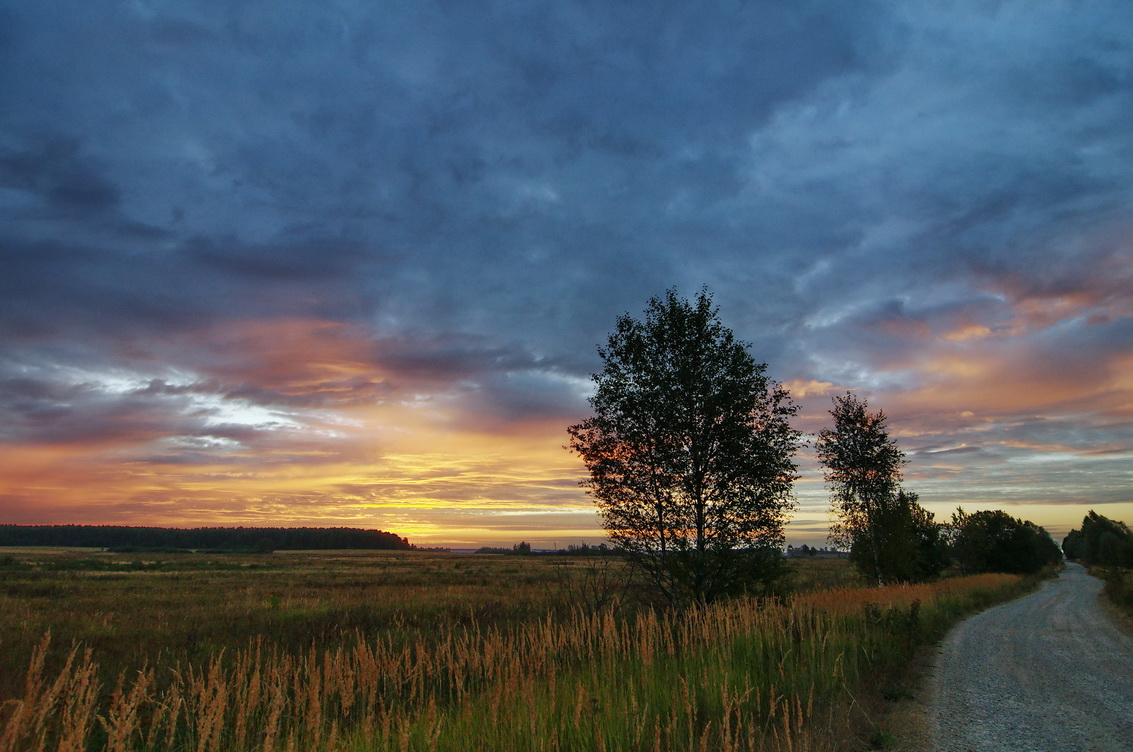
[1063, 511, 1133, 616]
[0, 550, 1035, 752]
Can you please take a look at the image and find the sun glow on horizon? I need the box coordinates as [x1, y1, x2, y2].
[2, 307, 1131, 547]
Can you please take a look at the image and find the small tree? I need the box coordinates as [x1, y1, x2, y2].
[567, 289, 801, 609]
[848, 490, 949, 583]
[816, 392, 906, 584]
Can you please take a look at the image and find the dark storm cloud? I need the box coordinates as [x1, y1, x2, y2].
[187, 236, 383, 283]
[0, 373, 190, 446]
[0, 2, 900, 349]
[0, 136, 119, 214]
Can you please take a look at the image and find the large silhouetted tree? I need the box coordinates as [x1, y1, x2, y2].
[567, 289, 801, 609]
[816, 392, 908, 585]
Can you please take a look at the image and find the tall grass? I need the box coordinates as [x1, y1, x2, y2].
[1, 571, 1027, 752]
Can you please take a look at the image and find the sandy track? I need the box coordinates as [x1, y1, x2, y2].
[928, 563, 1133, 751]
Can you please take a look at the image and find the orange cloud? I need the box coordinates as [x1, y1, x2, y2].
[781, 379, 837, 398]
[942, 324, 994, 342]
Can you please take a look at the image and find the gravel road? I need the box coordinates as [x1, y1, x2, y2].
[928, 563, 1133, 751]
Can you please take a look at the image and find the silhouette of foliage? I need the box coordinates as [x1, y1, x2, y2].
[0, 525, 411, 551]
[568, 289, 801, 609]
[1062, 511, 1133, 567]
[848, 490, 950, 584]
[816, 393, 918, 585]
[949, 509, 1061, 574]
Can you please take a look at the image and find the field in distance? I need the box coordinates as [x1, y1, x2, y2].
[0, 549, 612, 689]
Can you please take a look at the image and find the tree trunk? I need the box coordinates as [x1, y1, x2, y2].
[868, 496, 886, 586]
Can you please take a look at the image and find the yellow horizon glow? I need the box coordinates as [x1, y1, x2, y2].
[2, 315, 1129, 548]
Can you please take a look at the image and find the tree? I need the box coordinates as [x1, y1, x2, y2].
[1063, 511, 1133, 567]
[567, 289, 801, 609]
[848, 490, 950, 583]
[951, 509, 1062, 574]
[815, 392, 907, 584]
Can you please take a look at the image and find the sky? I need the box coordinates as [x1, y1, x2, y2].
[1, 1, 1131, 548]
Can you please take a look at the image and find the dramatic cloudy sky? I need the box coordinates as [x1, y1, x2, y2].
[2, 1, 1131, 546]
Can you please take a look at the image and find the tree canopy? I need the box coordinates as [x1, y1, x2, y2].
[950, 509, 1062, 575]
[816, 392, 917, 584]
[1063, 511, 1133, 567]
[567, 289, 800, 608]
[847, 489, 950, 584]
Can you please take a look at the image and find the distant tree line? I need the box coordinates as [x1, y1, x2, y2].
[1063, 512, 1133, 614]
[1063, 511, 1133, 567]
[784, 545, 845, 559]
[474, 542, 617, 556]
[0, 525, 412, 552]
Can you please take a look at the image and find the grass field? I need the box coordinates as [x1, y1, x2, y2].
[0, 549, 1032, 751]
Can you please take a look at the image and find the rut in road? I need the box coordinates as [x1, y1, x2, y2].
[929, 563, 1133, 752]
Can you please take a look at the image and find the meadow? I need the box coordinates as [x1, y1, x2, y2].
[0, 549, 1034, 751]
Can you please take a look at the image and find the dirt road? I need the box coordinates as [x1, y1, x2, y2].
[928, 563, 1133, 751]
